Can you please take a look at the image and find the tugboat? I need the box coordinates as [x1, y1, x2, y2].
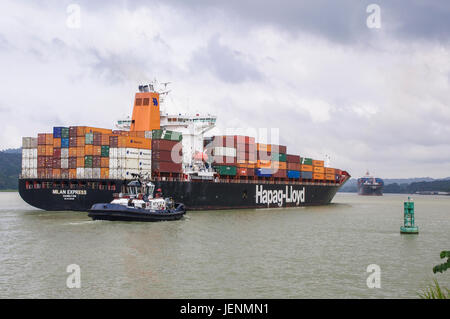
[88, 180, 186, 222]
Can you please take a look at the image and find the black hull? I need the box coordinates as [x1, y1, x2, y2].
[19, 178, 343, 211]
[88, 203, 185, 222]
[358, 185, 383, 196]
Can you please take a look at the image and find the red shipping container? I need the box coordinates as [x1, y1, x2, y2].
[53, 148, 61, 158]
[213, 156, 237, 166]
[273, 169, 287, 178]
[61, 169, 69, 179]
[93, 132, 102, 146]
[52, 157, 61, 169]
[109, 136, 118, 147]
[93, 156, 101, 168]
[286, 154, 301, 163]
[152, 150, 177, 162]
[37, 168, 45, 178]
[69, 136, 77, 147]
[37, 156, 45, 168]
[69, 126, 78, 138]
[38, 133, 47, 145]
[69, 157, 77, 169]
[152, 161, 182, 173]
[152, 140, 181, 152]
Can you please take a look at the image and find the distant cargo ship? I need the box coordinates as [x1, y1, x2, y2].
[19, 81, 350, 211]
[357, 172, 384, 196]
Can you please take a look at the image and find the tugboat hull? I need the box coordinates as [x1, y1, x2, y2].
[88, 203, 186, 222]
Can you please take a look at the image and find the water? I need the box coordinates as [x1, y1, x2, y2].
[0, 192, 449, 298]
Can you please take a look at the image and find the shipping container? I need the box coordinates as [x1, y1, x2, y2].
[271, 153, 287, 162]
[61, 127, 69, 139]
[287, 170, 300, 179]
[301, 158, 313, 165]
[313, 166, 325, 174]
[85, 133, 94, 145]
[286, 154, 301, 163]
[313, 173, 325, 180]
[325, 167, 335, 175]
[76, 147, 85, 158]
[214, 165, 237, 176]
[69, 147, 77, 157]
[273, 169, 286, 178]
[84, 155, 93, 168]
[152, 161, 182, 173]
[53, 138, 61, 148]
[255, 168, 272, 177]
[85, 144, 93, 156]
[119, 136, 152, 149]
[325, 174, 335, 181]
[300, 164, 313, 172]
[76, 157, 84, 167]
[301, 171, 313, 179]
[151, 139, 178, 151]
[312, 160, 324, 167]
[287, 162, 300, 171]
[61, 138, 69, 148]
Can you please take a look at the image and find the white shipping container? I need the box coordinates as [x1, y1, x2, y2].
[32, 148, 37, 158]
[213, 147, 236, 157]
[31, 158, 37, 169]
[61, 158, 68, 169]
[22, 137, 33, 149]
[77, 168, 85, 179]
[30, 168, 37, 178]
[124, 158, 139, 169]
[61, 148, 69, 159]
[109, 147, 117, 158]
[138, 149, 152, 157]
[125, 148, 139, 159]
[93, 168, 101, 179]
[85, 168, 93, 179]
[123, 169, 139, 179]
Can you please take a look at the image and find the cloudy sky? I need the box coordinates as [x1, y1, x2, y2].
[1, 0, 450, 178]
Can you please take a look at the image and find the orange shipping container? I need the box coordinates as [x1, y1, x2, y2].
[69, 147, 77, 157]
[313, 166, 325, 174]
[52, 168, 61, 178]
[325, 174, 335, 181]
[101, 157, 109, 168]
[117, 136, 151, 149]
[312, 160, 324, 167]
[272, 161, 287, 170]
[101, 134, 110, 146]
[69, 169, 77, 179]
[84, 127, 113, 135]
[77, 136, 85, 147]
[53, 138, 61, 148]
[256, 143, 271, 152]
[45, 133, 53, 145]
[256, 160, 272, 168]
[313, 173, 325, 180]
[325, 167, 335, 174]
[93, 145, 101, 156]
[76, 126, 87, 137]
[300, 164, 313, 172]
[38, 145, 46, 156]
[100, 168, 109, 179]
[85, 144, 93, 156]
[45, 145, 53, 156]
[76, 147, 85, 158]
[76, 157, 84, 167]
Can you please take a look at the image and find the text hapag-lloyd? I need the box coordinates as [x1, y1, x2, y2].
[255, 185, 305, 206]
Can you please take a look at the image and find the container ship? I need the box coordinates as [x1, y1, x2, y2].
[357, 172, 384, 196]
[19, 82, 350, 211]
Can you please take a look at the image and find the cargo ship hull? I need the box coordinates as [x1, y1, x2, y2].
[19, 178, 342, 211]
[357, 185, 383, 196]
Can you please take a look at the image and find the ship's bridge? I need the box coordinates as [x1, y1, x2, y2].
[160, 112, 216, 167]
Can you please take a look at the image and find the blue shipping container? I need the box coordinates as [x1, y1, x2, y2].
[53, 127, 63, 138]
[287, 170, 300, 179]
[61, 138, 69, 148]
[255, 168, 272, 177]
[301, 171, 313, 179]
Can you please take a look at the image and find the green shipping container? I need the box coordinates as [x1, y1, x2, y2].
[301, 157, 313, 165]
[101, 145, 110, 157]
[61, 127, 69, 138]
[271, 153, 287, 162]
[85, 133, 93, 145]
[84, 155, 93, 168]
[152, 129, 182, 141]
[214, 165, 237, 176]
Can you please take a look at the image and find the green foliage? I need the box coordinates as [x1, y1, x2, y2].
[0, 149, 21, 190]
[384, 180, 450, 193]
[418, 278, 449, 299]
[433, 251, 450, 274]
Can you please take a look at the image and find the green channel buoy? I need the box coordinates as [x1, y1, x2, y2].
[400, 197, 419, 234]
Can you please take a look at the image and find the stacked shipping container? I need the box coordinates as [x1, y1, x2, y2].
[23, 127, 155, 180]
[151, 130, 183, 175]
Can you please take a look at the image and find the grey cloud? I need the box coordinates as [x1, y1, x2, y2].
[189, 34, 262, 83]
[81, 0, 450, 43]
